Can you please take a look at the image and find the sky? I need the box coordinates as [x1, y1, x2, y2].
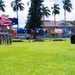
[2, 0, 75, 27]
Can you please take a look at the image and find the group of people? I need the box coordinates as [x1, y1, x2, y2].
[0, 32, 12, 45]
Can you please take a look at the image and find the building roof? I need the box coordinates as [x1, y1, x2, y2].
[43, 20, 73, 28]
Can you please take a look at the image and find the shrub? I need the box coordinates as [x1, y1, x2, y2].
[33, 38, 44, 42]
[52, 39, 66, 41]
[12, 39, 23, 42]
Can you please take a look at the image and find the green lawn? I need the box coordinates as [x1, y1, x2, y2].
[0, 38, 75, 75]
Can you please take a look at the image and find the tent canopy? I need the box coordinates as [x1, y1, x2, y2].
[0, 14, 12, 26]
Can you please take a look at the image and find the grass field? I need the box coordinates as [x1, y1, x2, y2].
[0, 38, 75, 75]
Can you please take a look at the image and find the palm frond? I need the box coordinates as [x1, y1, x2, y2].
[63, 0, 72, 12]
[0, 0, 5, 12]
[51, 3, 60, 15]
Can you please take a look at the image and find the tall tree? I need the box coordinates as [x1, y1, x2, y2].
[51, 3, 60, 29]
[11, 0, 25, 28]
[71, 20, 75, 33]
[0, 0, 5, 15]
[41, 5, 50, 27]
[62, 0, 72, 23]
[41, 5, 50, 19]
[25, 0, 44, 29]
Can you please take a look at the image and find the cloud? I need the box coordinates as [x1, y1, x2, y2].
[2, 0, 75, 27]
[43, 0, 75, 21]
[3, 0, 29, 27]
[58, 1, 75, 21]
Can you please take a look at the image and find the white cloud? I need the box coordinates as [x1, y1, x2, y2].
[3, 0, 29, 27]
[43, 0, 75, 21]
[2, 0, 75, 27]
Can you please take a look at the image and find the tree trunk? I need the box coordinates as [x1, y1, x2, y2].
[54, 14, 56, 38]
[54, 14, 56, 29]
[64, 9, 66, 38]
[17, 10, 19, 29]
[43, 16, 45, 28]
[17, 10, 19, 37]
[64, 9, 66, 23]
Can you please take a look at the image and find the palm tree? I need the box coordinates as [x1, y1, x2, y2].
[27, 1, 50, 28]
[62, 0, 72, 24]
[51, 3, 60, 29]
[0, 0, 5, 15]
[11, 0, 25, 28]
[41, 5, 50, 27]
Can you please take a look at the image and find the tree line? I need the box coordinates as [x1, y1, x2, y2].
[0, 0, 73, 30]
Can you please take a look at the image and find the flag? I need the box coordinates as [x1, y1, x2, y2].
[0, 14, 12, 26]
[9, 18, 18, 25]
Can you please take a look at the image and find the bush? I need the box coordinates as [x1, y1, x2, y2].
[52, 39, 66, 41]
[12, 39, 23, 42]
[33, 38, 44, 42]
